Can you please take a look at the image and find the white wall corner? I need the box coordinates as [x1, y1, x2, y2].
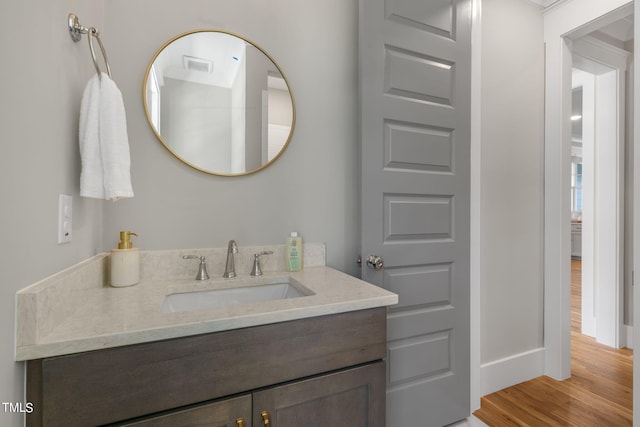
[480, 348, 545, 397]
[470, 0, 482, 413]
[527, 0, 568, 11]
[523, 0, 544, 7]
[625, 325, 634, 349]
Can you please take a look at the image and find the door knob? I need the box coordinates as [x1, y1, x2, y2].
[366, 254, 384, 270]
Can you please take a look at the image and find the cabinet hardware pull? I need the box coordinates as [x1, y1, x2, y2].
[261, 410, 271, 426]
[236, 418, 245, 427]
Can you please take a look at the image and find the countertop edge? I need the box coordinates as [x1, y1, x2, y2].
[16, 294, 397, 361]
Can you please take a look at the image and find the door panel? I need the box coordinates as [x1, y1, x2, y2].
[384, 120, 453, 172]
[384, 194, 453, 240]
[360, 0, 471, 425]
[384, 47, 454, 105]
[116, 395, 251, 427]
[385, 0, 455, 38]
[384, 263, 453, 310]
[253, 363, 385, 427]
[388, 331, 452, 385]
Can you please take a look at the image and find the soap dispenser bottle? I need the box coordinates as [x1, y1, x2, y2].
[285, 232, 303, 272]
[110, 231, 140, 287]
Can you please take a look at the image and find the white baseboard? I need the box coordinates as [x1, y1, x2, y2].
[479, 330, 632, 399]
[480, 347, 545, 397]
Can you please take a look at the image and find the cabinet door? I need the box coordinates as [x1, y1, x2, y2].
[253, 362, 385, 427]
[115, 394, 251, 427]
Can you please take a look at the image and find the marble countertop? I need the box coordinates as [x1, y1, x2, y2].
[16, 262, 397, 361]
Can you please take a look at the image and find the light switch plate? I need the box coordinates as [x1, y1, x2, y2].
[57, 194, 72, 244]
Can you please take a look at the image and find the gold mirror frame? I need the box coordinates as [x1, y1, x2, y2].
[142, 29, 296, 176]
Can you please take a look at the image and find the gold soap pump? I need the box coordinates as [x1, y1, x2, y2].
[118, 231, 137, 249]
[110, 231, 140, 287]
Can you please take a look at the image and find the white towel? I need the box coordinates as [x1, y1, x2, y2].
[79, 74, 103, 198]
[79, 72, 134, 201]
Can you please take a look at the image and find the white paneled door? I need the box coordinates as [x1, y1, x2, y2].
[359, 0, 472, 425]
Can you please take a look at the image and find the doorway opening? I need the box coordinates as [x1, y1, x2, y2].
[543, 0, 634, 385]
[569, 19, 632, 347]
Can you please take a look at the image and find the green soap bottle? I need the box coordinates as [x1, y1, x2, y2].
[285, 232, 303, 272]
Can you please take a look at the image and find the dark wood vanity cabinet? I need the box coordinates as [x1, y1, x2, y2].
[117, 362, 384, 427]
[26, 308, 387, 427]
[116, 395, 251, 426]
[252, 362, 384, 427]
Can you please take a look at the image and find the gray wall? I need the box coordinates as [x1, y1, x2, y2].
[0, 2, 106, 425]
[102, 0, 360, 274]
[481, 0, 545, 363]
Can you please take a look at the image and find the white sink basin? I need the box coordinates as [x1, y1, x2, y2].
[162, 278, 313, 313]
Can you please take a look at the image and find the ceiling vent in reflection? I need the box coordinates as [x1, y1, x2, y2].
[183, 55, 213, 73]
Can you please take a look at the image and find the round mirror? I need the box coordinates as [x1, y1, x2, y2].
[143, 30, 295, 176]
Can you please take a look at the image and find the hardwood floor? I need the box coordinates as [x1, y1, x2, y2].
[473, 259, 633, 426]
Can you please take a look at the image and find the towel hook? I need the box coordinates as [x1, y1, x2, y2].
[68, 13, 112, 78]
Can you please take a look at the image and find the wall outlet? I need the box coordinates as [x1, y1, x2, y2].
[57, 194, 72, 244]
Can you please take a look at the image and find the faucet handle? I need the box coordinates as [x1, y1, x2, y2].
[183, 255, 209, 281]
[250, 251, 273, 277]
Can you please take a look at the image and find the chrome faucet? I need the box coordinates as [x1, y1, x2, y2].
[182, 255, 209, 281]
[250, 251, 274, 277]
[223, 240, 239, 278]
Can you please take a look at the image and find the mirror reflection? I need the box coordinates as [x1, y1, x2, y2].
[143, 30, 295, 176]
